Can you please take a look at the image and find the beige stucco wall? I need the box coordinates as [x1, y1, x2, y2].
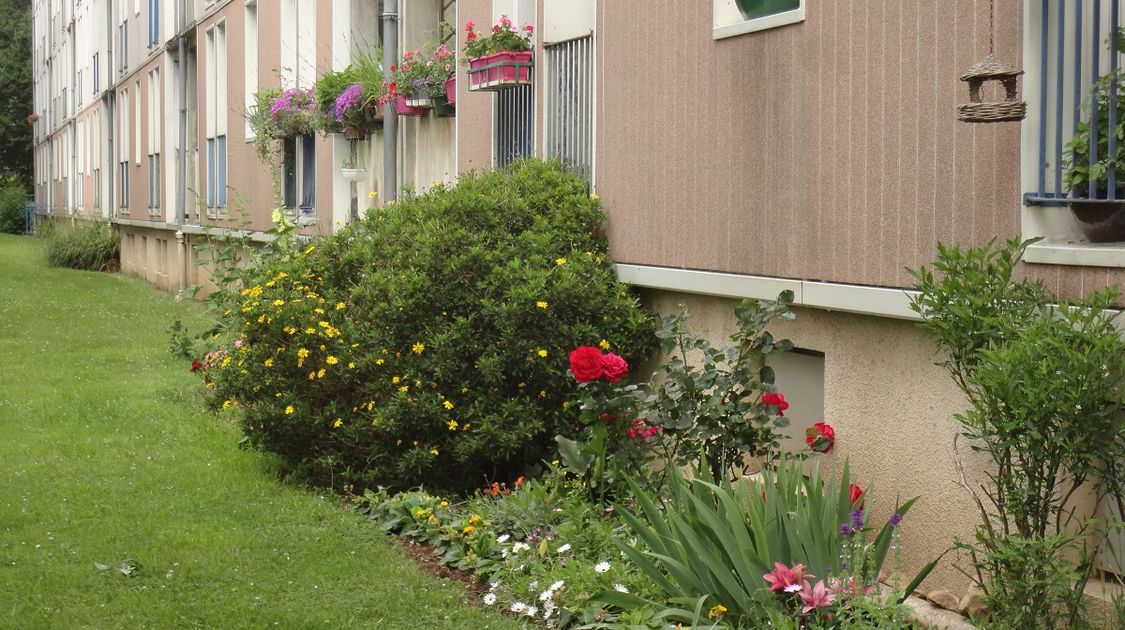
[642, 288, 995, 598]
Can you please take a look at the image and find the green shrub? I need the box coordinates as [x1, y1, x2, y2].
[42, 220, 120, 271]
[0, 185, 26, 234]
[199, 159, 655, 492]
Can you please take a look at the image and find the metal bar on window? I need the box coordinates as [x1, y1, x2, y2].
[1055, 0, 1066, 196]
[1090, 0, 1103, 199]
[1074, 0, 1084, 154]
[1110, 0, 1120, 199]
[1038, 0, 1049, 198]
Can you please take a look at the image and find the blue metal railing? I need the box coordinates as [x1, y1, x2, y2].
[1025, 0, 1124, 207]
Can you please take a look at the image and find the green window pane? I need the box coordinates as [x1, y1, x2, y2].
[736, 0, 800, 20]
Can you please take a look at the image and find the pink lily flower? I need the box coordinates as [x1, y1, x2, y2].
[799, 580, 836, 614]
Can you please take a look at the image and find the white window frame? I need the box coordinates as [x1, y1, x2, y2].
[205, 22, 229, 216]
[244, 0, 258, 139]
[712, 0, 805, 40]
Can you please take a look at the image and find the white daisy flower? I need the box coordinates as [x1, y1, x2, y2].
[613, 583, 629, 593]
[529, 580, 538, 590]
[483, 593, 497, 605]
[512, 542, 530, 553]
[594, 561, 611, 573]
[549, 580, 565, 591]
[525, 606, 538, 617]
[510, 602, 527, 613]
[496, 534, 510, 543]
[556, 543, 572, 553]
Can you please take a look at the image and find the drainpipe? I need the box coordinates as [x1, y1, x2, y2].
[105, 0, 115, 220]
[69, 19, 76, 216]
[175, 0, 189, 291]
[381, 0, 398, 201]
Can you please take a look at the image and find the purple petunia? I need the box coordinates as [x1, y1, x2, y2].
[334, 83, 364, 123]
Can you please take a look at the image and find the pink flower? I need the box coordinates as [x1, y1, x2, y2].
[600, 352, 629, 382]
[444, 63, 452, 72]
[799, 580, 835, 614]
[234, 339, 243, 349]
[464, 20, 475, 32]
[525, 24, 535, 33]
[500, 15, 512, 27]
[492, 24, 501, 32]
[763, 562, 812, 593]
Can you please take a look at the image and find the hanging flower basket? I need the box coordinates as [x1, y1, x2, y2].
[395, 95, 428, 117]
[340, 168, 367, 182]
[404, 95, 434, 109]
[467, 51, 533, 92]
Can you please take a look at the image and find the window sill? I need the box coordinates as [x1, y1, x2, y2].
[1023, 240, 1125, 268]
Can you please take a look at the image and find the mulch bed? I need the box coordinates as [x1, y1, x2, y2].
[392, 535, 491, 603]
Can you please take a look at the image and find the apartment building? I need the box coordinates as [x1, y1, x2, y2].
[33, 0, 1125, 603]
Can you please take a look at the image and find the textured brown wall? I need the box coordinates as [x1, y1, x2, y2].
[595, 0, 1039, 290]
[456, 0, 496, 174]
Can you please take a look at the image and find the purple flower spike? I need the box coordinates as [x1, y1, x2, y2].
[849, 508, 865, 530]
[889, 513, 903, 527]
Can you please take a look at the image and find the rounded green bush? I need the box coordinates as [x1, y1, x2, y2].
[205, 160, 655, 492]
[0, 185, 27, 234]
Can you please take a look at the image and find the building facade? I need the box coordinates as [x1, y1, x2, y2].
[32, 0, 1125, 605]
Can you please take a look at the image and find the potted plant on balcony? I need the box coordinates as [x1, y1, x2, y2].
[316, 49, 386, 139]
[462, 15, 534, 92]
[268, 87, 319, 138]
[1063, 31, 1125, 242]
[340, 152, 366, 182]
[386, 47, 450, 116]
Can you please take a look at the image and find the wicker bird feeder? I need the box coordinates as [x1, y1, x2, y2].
[957, 53, 1026, 123]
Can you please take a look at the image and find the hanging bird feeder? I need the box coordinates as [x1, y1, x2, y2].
[956, 0, 1025, 123]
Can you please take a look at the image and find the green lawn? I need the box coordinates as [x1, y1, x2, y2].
[0, 234, 519, 629]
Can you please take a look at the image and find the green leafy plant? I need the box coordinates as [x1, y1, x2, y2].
[910, 236, 1125, 628]
[192, 159, 655, 492]
[39, 219, 120, 271]
[1064, 28, 1125, 197]
[0, 183, 26, 234]
[609, 457, 935, 628]
[387, 43, 455, 101]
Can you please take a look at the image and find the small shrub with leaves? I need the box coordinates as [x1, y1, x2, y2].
[196, 159, 655, 492]
[40, 219, 119, 271]
[0, 184, 26, 234]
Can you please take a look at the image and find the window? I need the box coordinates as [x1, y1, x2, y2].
[280, 0, 315, 88]
[712, 0, 805, 39]
[205, 22, 228, 214]
[244, 1, 258, 138]
[546, 36, 594, 183]
[147, 0, 160, 47]
[282, 134, 315, 214]
[134, 79, 141, 165]
[92, 53, 99, 93]
[119, 20, 128, 72]
[148, 68, 161, 212]
[119, 162, 130, 209]
[495, 86, 535, 168]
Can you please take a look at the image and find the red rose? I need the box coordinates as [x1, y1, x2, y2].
[569, 346, 604, 383]
[762, 392, 790, 416]
[600, 352, 629, 382]
[848, 483, 865, 508]
[805, 421, 835, 454]
[190, 359, 203, 372]
[600, 413, 617, 423]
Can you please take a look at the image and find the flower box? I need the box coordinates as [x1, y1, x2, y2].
[395, 95, 428, 117]
[432, 96, 456, 118]
[404, 95, 433, 109]
[340, 168, 367, 182]
[444, 76, 457, 105]
[466, 51, 533, 92]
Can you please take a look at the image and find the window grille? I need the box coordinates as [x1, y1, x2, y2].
[546, 36, 593, 183]
[495, 85, 534, 168]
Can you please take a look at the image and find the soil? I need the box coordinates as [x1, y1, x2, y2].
[392, 535, 491, 603]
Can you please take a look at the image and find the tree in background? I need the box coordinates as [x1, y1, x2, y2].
[0, 0, 32, 188]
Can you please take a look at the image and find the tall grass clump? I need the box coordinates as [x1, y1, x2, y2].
[0, 183, 26, 234]
[41, 219, 120, 271]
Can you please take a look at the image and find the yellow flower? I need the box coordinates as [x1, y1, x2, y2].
[285, 405, 295, 415]
[461, 423, 470, 431]
[333, 418, 343, 428]
[469, 514, 482, 524]
[707, 604, 727, 620]
[257, 315, 266, 323]
[264, 358, 274, 368]
[430, 448, 439, 456]
[590, 192, 600, 201]
[304, 245, 315, 254]
[317, 368, 326, 379]
[599, 339, 611, 350]
[368, 191, 378, 199]
[314, 308, 325, 315]
[308, 371, 316, 380]
[220, 357, 232, 369]
[376, 358, 385, 366]
[462, 525, 476, 534]
[222, 400, 233, 410]
[412, 342, 425, 355]
[555, 257, 567, 266]
[443, 400, 454, 410]
[399, 385, 410, 393]
[386, 199, 396, 206]
[284, 326, 298, 335]
[272, 299, 285, 307]
[447, 420, 459, 431]
[537, 349, 548, 358]
[326, 356, 339, 365]
[536, 301, 548, 309]
[335, 302, 346, 310]
[348, 362, 356, 369]
[305, 327, 316, 335]
[392, 376, 401, 384]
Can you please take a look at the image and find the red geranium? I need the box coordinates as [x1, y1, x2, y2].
[805, 421, 835, 454]
[190, 359, 203, 372]
[762, 392, 790, 416]
[848, 483, 865, 508]
[600, 352, 629, 382]
[569, 346, 605, 383]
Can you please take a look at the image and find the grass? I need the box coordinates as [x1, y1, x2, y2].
[0, 234, 520, 629]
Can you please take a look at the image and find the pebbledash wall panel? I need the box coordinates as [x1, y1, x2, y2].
[594, 0, 1125, 297]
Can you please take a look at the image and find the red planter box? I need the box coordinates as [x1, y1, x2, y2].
[445, 76, 457, 105]
[466, 51, 533, 91]
[394, 95, 428, 117]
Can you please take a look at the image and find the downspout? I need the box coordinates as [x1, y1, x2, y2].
[176, 0, 189, 291]
[69, 19, 76, 216]
[46, 7, 53, 213]
[381, 0, 398, 201]
[105, 0, 115, 220]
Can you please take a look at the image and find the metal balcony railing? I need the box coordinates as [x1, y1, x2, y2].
[1024, 0, 1125, 207]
